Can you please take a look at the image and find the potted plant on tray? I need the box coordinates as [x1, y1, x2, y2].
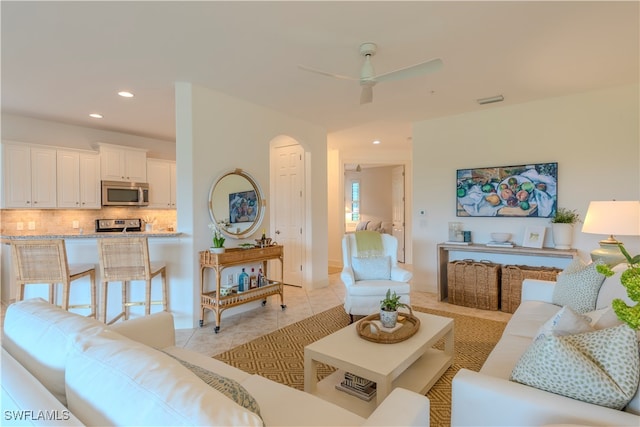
[380, 289, 409, 328]
[550, 207, 581, 250]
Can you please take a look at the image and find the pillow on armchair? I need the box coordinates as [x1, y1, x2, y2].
[356, 221, 370, 231]
[351, 256, 391, 281]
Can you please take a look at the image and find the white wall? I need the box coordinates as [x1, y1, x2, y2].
[175, 83, 329, 326]
[412, 84, 640, 293]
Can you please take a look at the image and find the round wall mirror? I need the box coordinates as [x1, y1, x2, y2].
[208, 169, 265, 239]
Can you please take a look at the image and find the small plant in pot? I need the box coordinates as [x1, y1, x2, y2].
[380, 289, 409, 328]
[550, 207, 581, 250]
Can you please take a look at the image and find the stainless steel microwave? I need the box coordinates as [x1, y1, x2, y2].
[101, 181, 149, 206]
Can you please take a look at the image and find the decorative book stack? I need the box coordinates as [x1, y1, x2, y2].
[335, 372, 377, 401]
[486, 241, 514, 248]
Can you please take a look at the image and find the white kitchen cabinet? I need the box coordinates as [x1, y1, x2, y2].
[99, 144, 147, 182]
[57, 150, 101, 209]
[2, 143, 57, 208]
[147, 159, 176, 208]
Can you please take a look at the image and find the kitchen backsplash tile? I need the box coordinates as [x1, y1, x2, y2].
[1, 208, 177, 234]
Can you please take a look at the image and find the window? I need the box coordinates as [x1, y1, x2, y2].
[351, 180, 360, 222]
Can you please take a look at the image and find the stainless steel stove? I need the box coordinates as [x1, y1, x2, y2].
[95, 218, 142, 233]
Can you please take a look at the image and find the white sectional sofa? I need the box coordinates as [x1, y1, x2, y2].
[2, 298, 430, 426]
[451, 263, 640, 426]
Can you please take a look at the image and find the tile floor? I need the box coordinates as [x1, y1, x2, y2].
[176, 270, 512, 357]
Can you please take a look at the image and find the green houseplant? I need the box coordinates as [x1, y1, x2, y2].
[379, 289, 409, 328]
[550, 208, 581, 249]
[596, 243, 640, 330]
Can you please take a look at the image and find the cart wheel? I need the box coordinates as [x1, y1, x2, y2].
[281, 304, 287, 310]
[261, 300, 267, 307]
[214, 326, 220, 334]
[199, 320, 204, 327]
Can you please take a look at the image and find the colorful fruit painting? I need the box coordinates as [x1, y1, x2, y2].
[455, 162, 558, 217]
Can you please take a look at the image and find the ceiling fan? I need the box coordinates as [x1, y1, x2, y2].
[298, 42, 443, 104]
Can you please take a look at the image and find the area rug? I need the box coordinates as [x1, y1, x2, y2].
[214, 305, 507, 426]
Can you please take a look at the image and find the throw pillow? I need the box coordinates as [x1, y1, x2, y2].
[165, 352, 263, 422]
[552, 259, 606, 313]
[537, 306, 594, 337]
[352, 256, 391, 281]
[510, 324, 640, 410]
[585, 306, 623, 329]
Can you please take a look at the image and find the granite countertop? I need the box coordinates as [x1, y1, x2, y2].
[1, 231, 182, 242]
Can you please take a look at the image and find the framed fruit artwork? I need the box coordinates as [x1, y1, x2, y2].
[456, 162, 558, 217]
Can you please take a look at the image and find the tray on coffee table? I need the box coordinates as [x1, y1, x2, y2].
[357, 308, 420, 343]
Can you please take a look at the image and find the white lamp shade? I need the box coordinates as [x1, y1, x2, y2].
[581, 201, 640, 236]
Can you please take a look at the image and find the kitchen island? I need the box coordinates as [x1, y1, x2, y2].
[1, 231, 185, 325]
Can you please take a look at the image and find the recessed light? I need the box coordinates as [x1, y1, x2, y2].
[372, 140, 381, 145]
[89, 113, 103, 119]
[118, 91, 134, 98]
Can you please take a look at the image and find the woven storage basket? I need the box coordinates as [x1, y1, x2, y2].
[447, 259, 501, 310]
[501, 265, 562, 313]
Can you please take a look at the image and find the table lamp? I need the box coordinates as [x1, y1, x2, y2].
[581, 200, 640, 265]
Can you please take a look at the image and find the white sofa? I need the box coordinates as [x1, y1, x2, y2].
[1, 298, 430, 426]
[451, 263, 640, 426]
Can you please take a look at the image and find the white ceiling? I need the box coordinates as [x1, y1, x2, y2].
[2, 1, 638, 152]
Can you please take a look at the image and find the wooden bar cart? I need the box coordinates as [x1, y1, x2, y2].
[199, 245, 286, 333]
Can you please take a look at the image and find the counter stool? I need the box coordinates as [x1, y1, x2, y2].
[10, 239, 97, 318]
[97, 237, 168, 324]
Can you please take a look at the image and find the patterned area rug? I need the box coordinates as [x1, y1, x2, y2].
[214, 305, 507, 426]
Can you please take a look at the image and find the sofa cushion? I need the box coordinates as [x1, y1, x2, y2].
[164, 352, 262, 421]
[537, 306, 594, 337]
[503, 300, 562, 339]
[552, 259, 606, 313]
[352, 256, 391, 280]
[65, 329, 263, 426]
[2, 298, 105, 406]
[510, 324, 640, 410]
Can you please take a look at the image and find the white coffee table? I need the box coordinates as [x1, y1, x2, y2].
[304, 311, 454, 417]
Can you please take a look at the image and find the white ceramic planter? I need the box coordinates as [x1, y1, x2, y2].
[379, 309, 398, 328]
[551, 223, 574, 250]
[209, 247, 226, 254]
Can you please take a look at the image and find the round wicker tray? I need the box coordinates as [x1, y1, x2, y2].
[356, 307, 420, 344]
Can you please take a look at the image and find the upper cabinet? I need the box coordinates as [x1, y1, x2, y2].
[147, 159, 176, 209]
[57, 150, 101, 209]
[99, 143, 147, 182]
[2, 143, 57, 208]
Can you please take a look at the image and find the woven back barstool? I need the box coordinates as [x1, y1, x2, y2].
[97, 237, 168, 324]
[10, 239, 97, 318]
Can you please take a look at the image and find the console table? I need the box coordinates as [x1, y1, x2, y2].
[437, 243, 578, 301]
[199, 245, 286, 333]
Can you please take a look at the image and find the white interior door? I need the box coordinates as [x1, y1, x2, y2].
[392, 165, 406, 263]
[274, 144, 304, 286]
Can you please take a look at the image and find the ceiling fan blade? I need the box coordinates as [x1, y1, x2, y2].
[297, 64, 357, 81]
[374, 58, 443, 83]
[360, 86, 373, 104]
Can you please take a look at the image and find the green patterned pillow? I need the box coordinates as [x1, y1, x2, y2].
[510, 324, 640, 409]
[552, 259, 606, 313]
[164, 352, 263, 422]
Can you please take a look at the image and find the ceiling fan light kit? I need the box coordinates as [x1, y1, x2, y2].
[298, 42, 443, 105]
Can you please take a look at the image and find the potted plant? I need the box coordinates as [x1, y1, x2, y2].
[208, 221, 227, 254]
[550, 207, 581, 249]
[596, 243, 640, 330]
[379, 289, 409, 328]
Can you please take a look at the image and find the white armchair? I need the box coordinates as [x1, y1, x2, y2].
[341, 233, 412, 321]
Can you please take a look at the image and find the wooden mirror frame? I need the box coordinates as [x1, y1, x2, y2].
[208, 169, 265, 239]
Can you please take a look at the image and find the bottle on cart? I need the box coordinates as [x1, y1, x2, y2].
[250, 268, 257, 289]
[238, 268, 249, 292]
[257, 268, 265, 287]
